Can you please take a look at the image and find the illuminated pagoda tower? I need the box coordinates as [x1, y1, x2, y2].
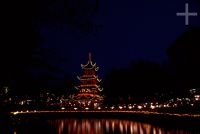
[72, 53, 104, 109]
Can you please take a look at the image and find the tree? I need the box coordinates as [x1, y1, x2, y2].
[167, 26, 200, 89]
[1, 0, 71, 94]
[103, 60, 174, 102]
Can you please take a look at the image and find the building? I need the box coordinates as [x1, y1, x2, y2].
[189, 88, 200, 101]
[71, 53, 104, 109]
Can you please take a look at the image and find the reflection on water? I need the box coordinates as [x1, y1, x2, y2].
[48, 119, 197, 134]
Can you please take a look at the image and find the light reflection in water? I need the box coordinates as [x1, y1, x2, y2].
[48, 119, 195, 134]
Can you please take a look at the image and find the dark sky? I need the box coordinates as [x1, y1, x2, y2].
[1, 0, 200, 88]
[31, 0, 200, 79]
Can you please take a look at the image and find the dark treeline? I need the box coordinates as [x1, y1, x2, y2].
[102, 61, 175, 103]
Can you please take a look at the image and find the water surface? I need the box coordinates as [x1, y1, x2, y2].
[10, 118, 199, 134]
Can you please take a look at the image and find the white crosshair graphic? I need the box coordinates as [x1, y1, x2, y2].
[176, 3, 198, 25]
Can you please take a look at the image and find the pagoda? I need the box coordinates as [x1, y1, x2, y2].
[72, 53, 104, 109]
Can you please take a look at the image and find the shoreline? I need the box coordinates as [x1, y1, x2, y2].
[10, 110, 200, 117]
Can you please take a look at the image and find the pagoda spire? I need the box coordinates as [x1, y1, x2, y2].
[88, 52, 92, 62]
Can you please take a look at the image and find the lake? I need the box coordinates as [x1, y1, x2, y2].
[6, 118, 199, 134]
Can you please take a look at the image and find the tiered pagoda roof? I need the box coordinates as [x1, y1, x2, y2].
[77, 75, 102, 82]
[74, 53, 103, 92]
[81, 53, 99, 71]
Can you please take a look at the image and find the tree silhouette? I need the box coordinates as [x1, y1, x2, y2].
[103, 60, 174, 102]
[1, 0, 73, 94]
[167, 26, 200, 90]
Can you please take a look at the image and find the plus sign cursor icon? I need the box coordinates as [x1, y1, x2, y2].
[176, 3, 198, 25]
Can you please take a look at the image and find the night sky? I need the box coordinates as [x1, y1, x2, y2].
[1, 0, 200, 92]
[33, 0, 200, 77]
